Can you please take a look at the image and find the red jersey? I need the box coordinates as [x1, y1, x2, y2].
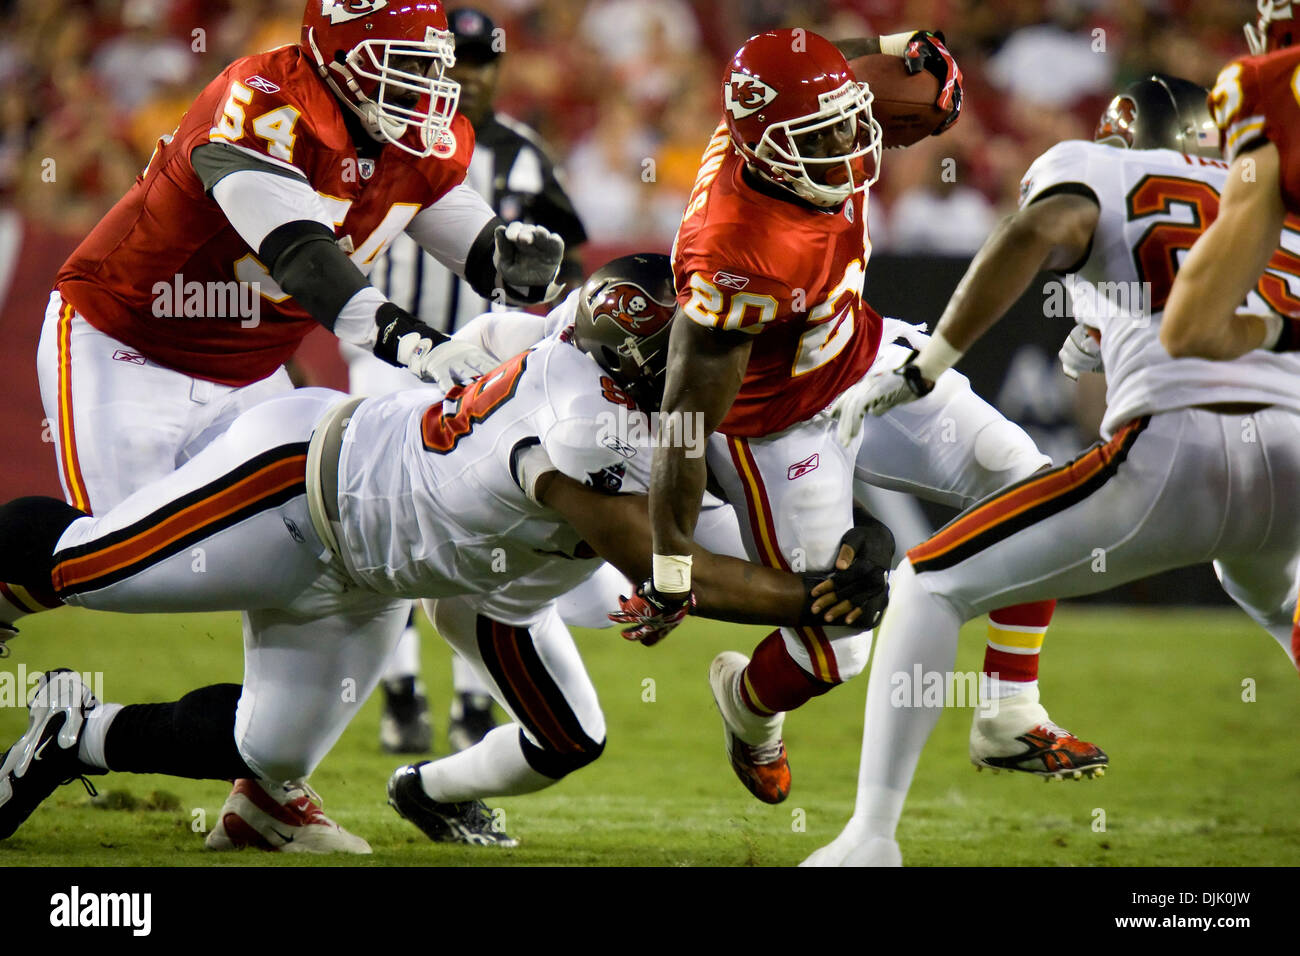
[55, 44, 474, 386]
[1211, 45, 1300, 216]
[671, 123, 881, 437]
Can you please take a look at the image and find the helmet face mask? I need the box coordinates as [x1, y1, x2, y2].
[572, 254, 677, 414]
[302, 2, 460, 158]
[1094, 74, 1219, 158]
[725, 30, 883, 208]
[1245, 0, 1296, 54]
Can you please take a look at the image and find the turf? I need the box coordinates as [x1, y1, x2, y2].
[0, 604, 1296, 867]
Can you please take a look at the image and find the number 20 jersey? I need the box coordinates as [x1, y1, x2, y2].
[1018, 139, 1300, 438]
[671, 123, 883, 437]
[335, 334, 651, 600]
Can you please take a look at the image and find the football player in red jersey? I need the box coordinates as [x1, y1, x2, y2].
[1162, 0, 1300, 360]
[628, 28, 1105, 805]
[25, 1, 563, 852]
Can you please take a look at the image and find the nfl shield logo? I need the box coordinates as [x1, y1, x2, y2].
[358, 158, 375, 180]
[845, 201, 855, 223]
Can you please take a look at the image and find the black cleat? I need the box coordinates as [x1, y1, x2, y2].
[447, 692, 496, 752]
[379, 676, 432, 754]
[387, 762, 518, 847]
[0, 668, 105, 839]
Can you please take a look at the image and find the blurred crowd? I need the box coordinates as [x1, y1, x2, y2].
[0, 0, 1257, 254]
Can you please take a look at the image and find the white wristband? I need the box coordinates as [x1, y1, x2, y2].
[879, 31, 916, 57]
[913, 330, 964, 382]
[1259, 313, 1284, 350]
[652, 553, 693, 594]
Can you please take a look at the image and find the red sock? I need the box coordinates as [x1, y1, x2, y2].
[983, 600, 1056, 684]
[740, 630, 834, 716]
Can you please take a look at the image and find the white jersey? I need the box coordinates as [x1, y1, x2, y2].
[1018, 140, 1300, 438]
[335, 333, 652, 599]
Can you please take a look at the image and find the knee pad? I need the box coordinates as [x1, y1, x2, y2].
[973, 419, 1050, 481]
[519, 730, 606, 780]
[0, 497, 84, 589]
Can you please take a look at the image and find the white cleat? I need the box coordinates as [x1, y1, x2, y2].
[971, 687, 1107, 779]
[709, 652, 790, 804]
[206, 778, 372, 854]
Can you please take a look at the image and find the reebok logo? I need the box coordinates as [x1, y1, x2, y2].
[245, 76, 280, 94]
[713, 271, 750, 291]
[787, 454, 820, 480]
[111, 350, 146, 365]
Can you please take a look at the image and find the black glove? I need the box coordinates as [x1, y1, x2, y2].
[903, 30, 963, 134]
[800, 513, 895, 628]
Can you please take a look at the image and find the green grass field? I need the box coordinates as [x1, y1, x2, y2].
[0, 603, 1296, 867]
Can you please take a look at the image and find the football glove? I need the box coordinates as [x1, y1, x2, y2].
[404, 337, 496, 391]
[609, 582, 694, 646]
[801, 516, 895, 629]
[1058, 323, 1104, 380]
[830, 348, 935, 447]
[903, 31, 963, 134]
[494, 222, 565, 305]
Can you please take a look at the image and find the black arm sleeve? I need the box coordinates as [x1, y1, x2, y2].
[260, 220, 371, 332]
[463, 216, 505, 300]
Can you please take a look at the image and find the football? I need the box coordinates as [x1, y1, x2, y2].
[848, 53, 945, 148]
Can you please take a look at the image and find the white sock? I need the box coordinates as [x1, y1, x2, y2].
[980, 674, 1038, 702]
[381, 624, 421, 682]
[451, 652, 492, 696]
[418, 724, 554, 802]
[849, 562, 963, 839]
[76, 702, 123, 770]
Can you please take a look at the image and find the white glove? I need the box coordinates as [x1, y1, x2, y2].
[1058, 324, 1103, 380]
[399, 334, 496, 391]
[830, 351, 934, 447]
[494, 221, 564, 302]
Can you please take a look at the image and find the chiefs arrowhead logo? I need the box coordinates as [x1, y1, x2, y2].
[321, 0, 388, 25]
[725, 71, 778, 120]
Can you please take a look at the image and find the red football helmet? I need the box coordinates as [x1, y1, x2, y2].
[301, 1, 460, 158]
[723, 29, 882, 207]
[1245, 0, 1296, 54]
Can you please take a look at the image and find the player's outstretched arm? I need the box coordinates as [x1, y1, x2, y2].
[648, 316, 751, 595]
[192, 144, 493, 389]
[537, 473, 886, 630]
[1162, 143, 1290, 360]
[830, 191, 1097, 441]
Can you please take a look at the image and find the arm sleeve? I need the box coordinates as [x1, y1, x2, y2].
[209, 166, 334, 252]
[404, 182, 499, 276]
[452, 311, 549, 359]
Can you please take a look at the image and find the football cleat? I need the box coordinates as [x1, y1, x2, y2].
[447, 692, 497, 753]
[387, 762, 518, 847]
[709, 652, 791, 804]
[970, 689, 1107, 780]
[0, 668, 105, 840]
[205, 778, 372, 854]
[379, 676, 433, 754]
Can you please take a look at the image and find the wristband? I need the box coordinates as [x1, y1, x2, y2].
[879, 31, 916, 57]
[652, 553, 693, 594]
[913, 330, 965, 382]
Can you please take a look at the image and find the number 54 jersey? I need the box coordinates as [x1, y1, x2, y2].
[335, 334, 651, 600]
[1018, 139, 1300, 439]
[671, 123, 883, 437]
